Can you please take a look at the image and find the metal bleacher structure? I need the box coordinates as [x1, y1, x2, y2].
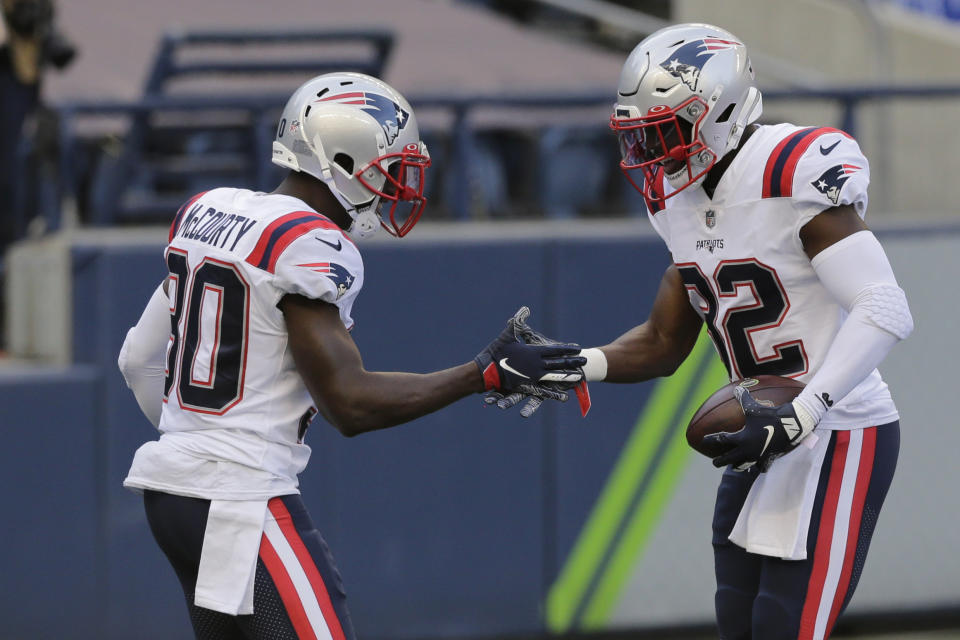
[38, 28, 630, 233]
[25, 26, 960, 237]
[55, 29, 395, 227]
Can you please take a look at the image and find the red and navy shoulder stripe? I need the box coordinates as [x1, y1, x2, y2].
[761, 127, 853, 199]
[244, 211, 352, 274]
[168, 191, 208, 242]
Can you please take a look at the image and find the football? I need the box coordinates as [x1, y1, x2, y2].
[686, 375, 806, 458]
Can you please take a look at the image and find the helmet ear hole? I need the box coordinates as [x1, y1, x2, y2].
[714, 103, 736, 124]
[333, 153, 355, 174]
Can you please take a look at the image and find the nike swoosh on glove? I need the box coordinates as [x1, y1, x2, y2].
[703, 385, 816, 472]
[475, 307, 586, 394]
[479, 307, 591, 418]
[514, 306, 593, 416]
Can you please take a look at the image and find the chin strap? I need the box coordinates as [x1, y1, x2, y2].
[349, 209, 380, 239]
[308, 135, 382, 239]
[324, 184, 380, 240]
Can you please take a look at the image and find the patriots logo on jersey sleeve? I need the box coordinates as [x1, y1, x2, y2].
[316, 91, 409, 145]
[660, 38, 741, 91]
[811, 164, 861, 205]
[296, 262, 355, 299]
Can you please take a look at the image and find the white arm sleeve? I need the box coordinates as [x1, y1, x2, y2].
[793, 230, 913, 424]
[118, 283, 170, 428]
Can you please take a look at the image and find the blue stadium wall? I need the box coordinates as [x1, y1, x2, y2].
[0, 234, 671, 639]
[3, 228, 959, 639]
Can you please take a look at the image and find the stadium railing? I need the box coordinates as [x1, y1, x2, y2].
[40, 84, 960, 234]
[45, 29, 395, 229]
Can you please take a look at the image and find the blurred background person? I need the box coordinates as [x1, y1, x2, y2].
[0, 0, 74, 252]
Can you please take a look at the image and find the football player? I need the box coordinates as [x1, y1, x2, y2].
[117, 72, 585, 640]
[499, 24, 913, 639]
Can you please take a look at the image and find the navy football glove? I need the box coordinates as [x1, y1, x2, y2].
[478, 307, 588, 418]
[483, 384, 570, 418]
[475, 306, 585, 400]
[704, 385, 816, 472]
[509, 309, 593, 417]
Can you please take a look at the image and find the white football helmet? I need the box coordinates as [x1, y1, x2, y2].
[611, 23, 762, 205]
[272, 72, 430, 238]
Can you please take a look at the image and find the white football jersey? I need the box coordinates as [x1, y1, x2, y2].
[648, 124, 898, 430]
[124, 187, 364, 499]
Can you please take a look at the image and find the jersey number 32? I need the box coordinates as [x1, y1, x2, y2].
[678, 259, 808, 379]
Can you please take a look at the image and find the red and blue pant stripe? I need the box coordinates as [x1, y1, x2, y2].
[143, 491, 356, 640]
[712, 422, 899, 639]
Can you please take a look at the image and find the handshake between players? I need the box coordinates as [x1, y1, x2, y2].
[475, 306, 591, 418]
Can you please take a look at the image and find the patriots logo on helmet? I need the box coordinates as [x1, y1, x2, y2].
[297, 261, 355, 299]
[660, 38, 741, 91]
[317, 91, 410, 145]
[811, 164, 861, 205]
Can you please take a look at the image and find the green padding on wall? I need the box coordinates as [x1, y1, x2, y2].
[546, 330, 729, 631]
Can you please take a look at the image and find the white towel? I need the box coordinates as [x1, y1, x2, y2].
[194, 500, 269, 615]
[728, 432, 828, 560]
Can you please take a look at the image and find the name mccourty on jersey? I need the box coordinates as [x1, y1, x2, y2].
[177, 202, 258, 251]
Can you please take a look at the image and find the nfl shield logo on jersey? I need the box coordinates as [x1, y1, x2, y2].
[705, 209, 716, 229]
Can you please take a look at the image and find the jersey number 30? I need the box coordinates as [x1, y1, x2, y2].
[164, 249, 250, 414]
[678, 259, 808, 379]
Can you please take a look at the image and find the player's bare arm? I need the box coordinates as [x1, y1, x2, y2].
[281, 295, 584, 435]
[798, 203, 868, 259]
[594, 264, 703, 383]
[281, 293, 482, 436]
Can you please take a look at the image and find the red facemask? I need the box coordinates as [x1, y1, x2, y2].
[356, 143, 431, 237]
[610, 96, 714, 208]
